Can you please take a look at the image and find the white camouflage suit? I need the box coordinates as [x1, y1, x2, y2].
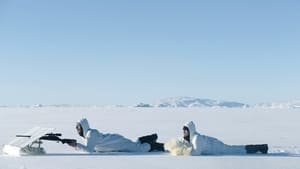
[76, 118, 151, 153]
[184, 121, 246, 155]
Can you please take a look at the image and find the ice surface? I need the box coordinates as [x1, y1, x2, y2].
[0, 107, 300, 169]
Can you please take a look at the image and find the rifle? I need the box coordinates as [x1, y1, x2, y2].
[39, 133, 77, 145]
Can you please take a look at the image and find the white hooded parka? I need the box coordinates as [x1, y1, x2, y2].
[76, 118, 151, 153]
[184, 121, 246, 155]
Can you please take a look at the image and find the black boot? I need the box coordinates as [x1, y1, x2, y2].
[138, 134, 158, 144]
[245, 144, 268, 154]
[259, 144, 268, 154]
[150, 142, 165, 152]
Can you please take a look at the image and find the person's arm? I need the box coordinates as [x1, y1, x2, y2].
[75, 130, 97, 153]
[191, 135, 201, 155]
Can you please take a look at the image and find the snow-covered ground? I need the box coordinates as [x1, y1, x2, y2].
[1, 107, 300, 169]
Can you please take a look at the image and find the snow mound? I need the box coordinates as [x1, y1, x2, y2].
[154, 97, 249, 108]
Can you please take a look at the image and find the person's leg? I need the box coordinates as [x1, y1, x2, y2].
[121, 139, 151, 152]
[245, 144, 268, 154]
[220, 145, 247, 155]
[260, 144, 268, 154]
[149, 142, 165, 152]
[138, 133, 165, 152]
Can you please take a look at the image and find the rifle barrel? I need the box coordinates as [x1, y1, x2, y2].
[16, 135, 31, 138]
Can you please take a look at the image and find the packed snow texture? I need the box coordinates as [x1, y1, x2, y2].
[0, 107, 300, 169]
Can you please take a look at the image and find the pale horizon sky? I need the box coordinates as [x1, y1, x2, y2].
[0, 1, 299, 106]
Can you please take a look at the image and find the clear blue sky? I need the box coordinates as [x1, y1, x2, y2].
[0, 0, 299, 105]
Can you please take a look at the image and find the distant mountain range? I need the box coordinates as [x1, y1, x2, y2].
[136, 97, 300, 109]
[1, 97, 299, 109]
[136, 97, 249, 108]
[253, 100, 300, 109]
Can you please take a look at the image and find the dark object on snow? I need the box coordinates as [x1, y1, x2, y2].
[39, 133, 77, 145]
[138, 134, 158, 144]
[245, 144, 268, 154]
[138, 134, 165, 152]
[149, 142, 165, 152]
